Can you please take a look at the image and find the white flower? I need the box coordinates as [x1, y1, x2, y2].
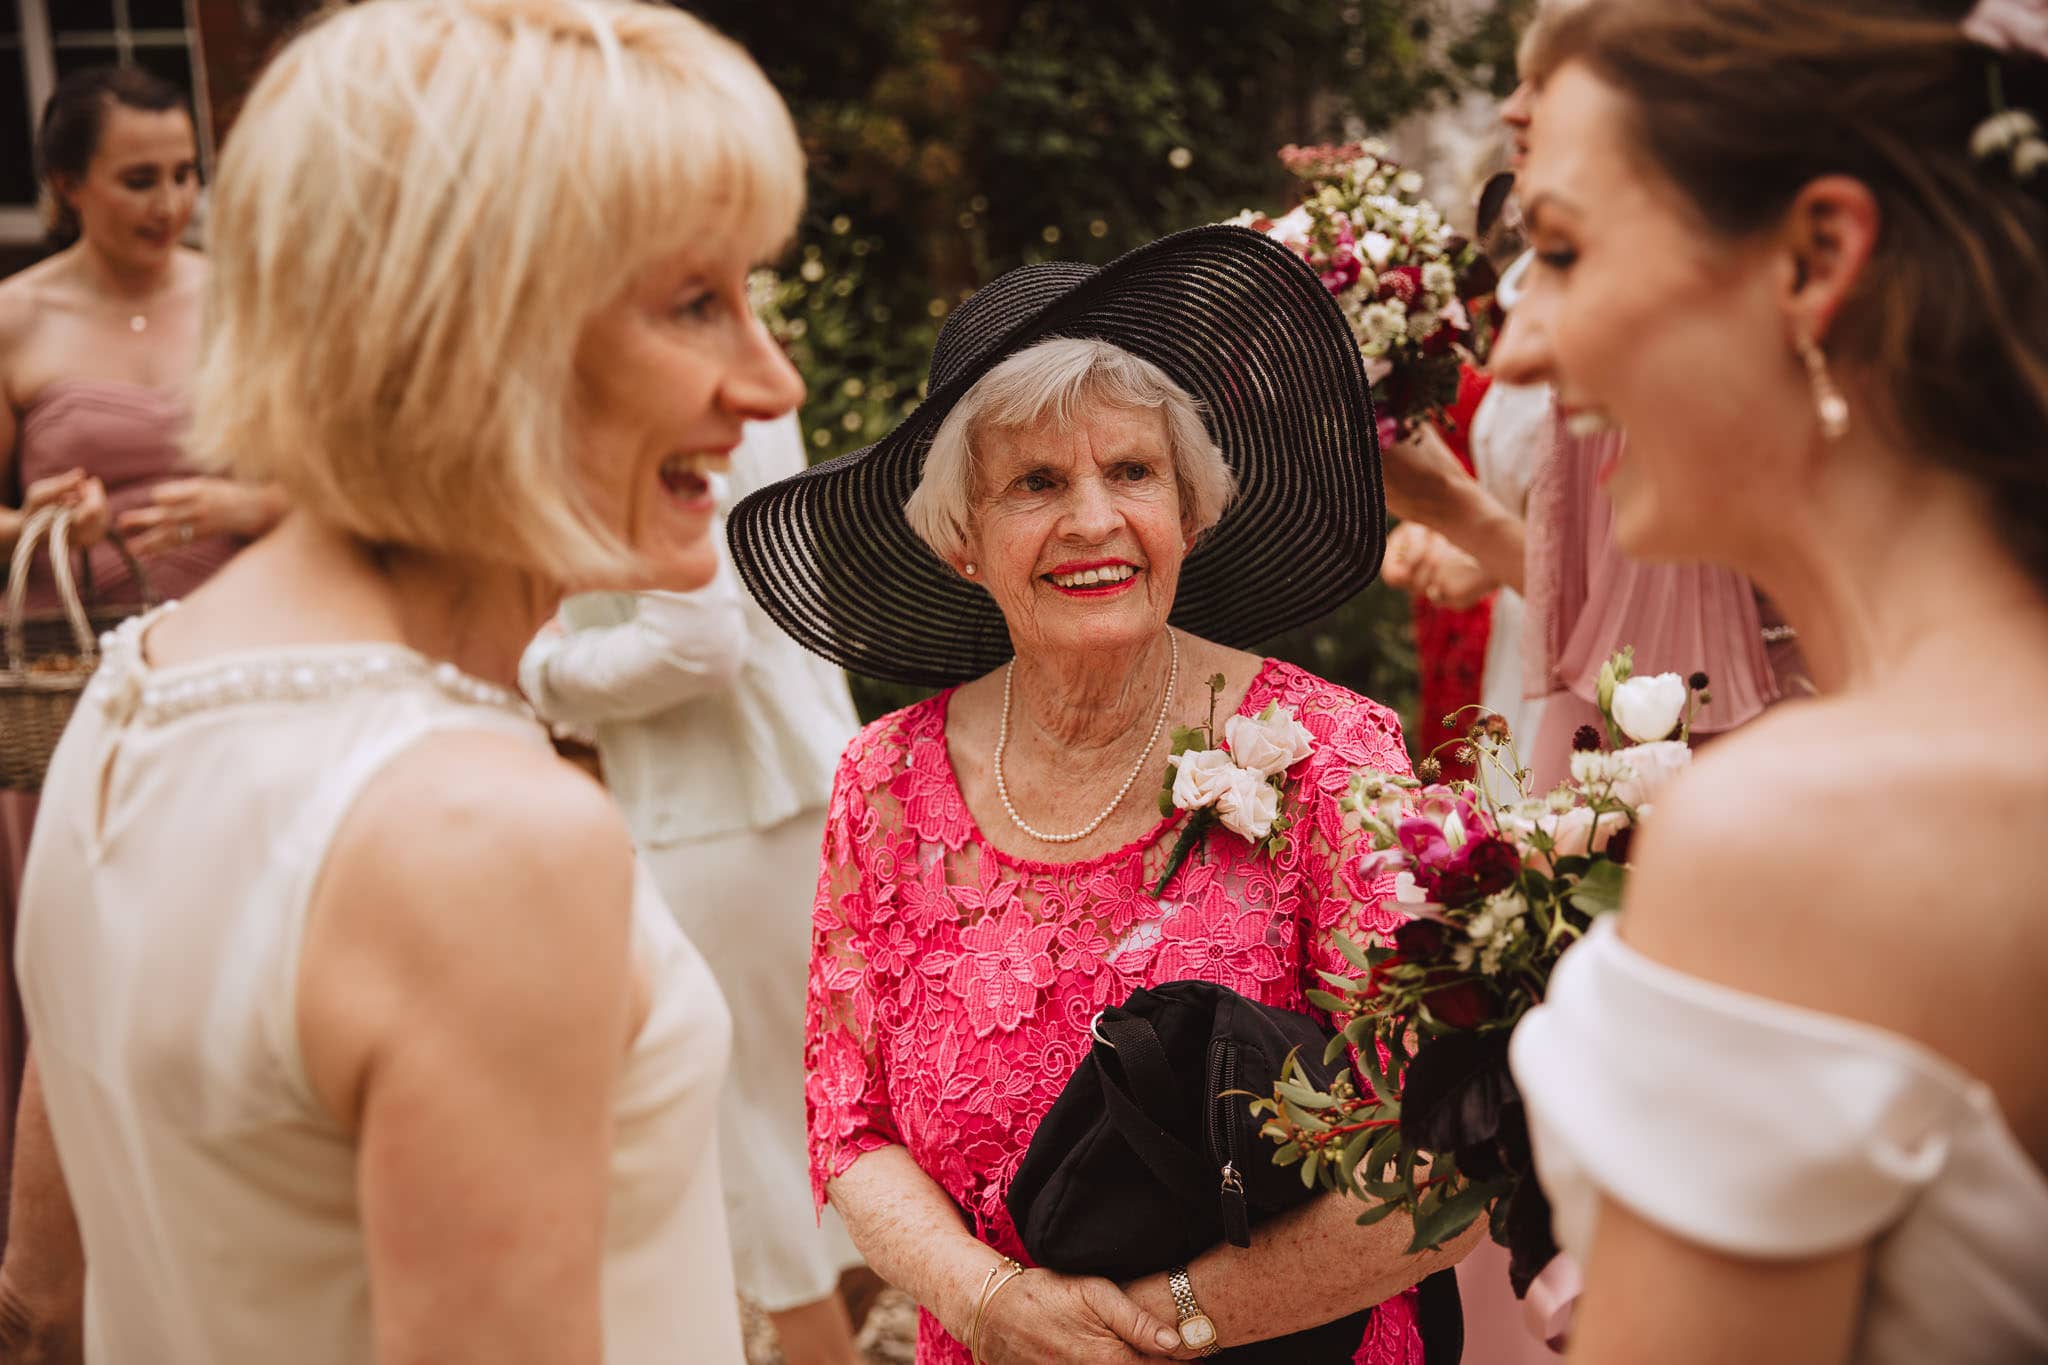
[1360, 231, 1395, 267]
[1224, 703, 1315, 778]
[1610, 740, 1692, 807]
[1216, 766, 1280, 842]
[1396, 169, 1425, 195]
[1359, 304, 1405, 352]
[1569, 749, 1631, 791]
[1169, 748, 1238, 810]
[1393, 871, 1429, 904]
[2015, 137, 2048, 179]
[1406, 310, 1444, 343]
[1972, 108, 2042, 160]
[1422, 261, 1455, 296]
[1610, 671, 1689, 743]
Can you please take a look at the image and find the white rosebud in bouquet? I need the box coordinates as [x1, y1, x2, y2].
[1225, 704, 1316, 778]
[1169, 748, 1238, 809]
[1215, 765, 1281, 842]
[1610, 672, 1689, 743]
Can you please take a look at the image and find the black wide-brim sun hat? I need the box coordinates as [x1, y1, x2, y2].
[727, 223, 1385, 688]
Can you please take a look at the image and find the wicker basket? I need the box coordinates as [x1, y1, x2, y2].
[0, 506, 154, 792]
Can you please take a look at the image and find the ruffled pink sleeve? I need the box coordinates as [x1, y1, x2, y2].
[804, 731, 904, 1210]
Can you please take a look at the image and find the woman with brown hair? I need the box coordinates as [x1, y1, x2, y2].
[1498, 0, 2048, 1359]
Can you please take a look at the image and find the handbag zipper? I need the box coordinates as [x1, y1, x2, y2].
[1207, 1038, 1252, 1248]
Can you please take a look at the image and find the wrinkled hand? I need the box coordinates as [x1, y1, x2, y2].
[0, 1264, 83, 1365]
[115, 477, 271, 557]
[20, 470, 108, 549]
[977, 1269, 1186, 1365]
[1413, 536, 1496, 611]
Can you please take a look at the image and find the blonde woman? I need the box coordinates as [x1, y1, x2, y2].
[3, 2, 804, 1362]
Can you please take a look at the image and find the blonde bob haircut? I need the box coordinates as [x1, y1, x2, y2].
[187, 0, 803, 582]
[906, 337, 1238, 564]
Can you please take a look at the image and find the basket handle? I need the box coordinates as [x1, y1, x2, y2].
[73, 524, 157, 611]
[6, 506, 97, 672]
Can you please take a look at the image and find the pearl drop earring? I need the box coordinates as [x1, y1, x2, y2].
[963, 562, 977, 576]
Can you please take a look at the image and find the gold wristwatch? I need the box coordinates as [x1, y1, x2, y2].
[1167, 1265, 1220, 1356]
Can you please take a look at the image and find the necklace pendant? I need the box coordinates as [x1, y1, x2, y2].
[129, 315, 147, 333]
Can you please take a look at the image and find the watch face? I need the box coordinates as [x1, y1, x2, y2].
[1180, 1314, 1218, 1350]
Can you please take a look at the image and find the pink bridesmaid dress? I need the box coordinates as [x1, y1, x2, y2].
[1522, 410, 1809, 790]
[0, 379, 243, 1248]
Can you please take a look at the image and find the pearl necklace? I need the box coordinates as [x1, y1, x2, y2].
[994, 628, 1179, 845]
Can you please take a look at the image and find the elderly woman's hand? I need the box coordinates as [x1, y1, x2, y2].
[977, 1268, 1186, 1364]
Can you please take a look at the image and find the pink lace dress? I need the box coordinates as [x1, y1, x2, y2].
[805, 658, 1424, 1364]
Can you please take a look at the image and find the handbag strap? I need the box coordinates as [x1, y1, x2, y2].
[1097, 1012, 1182, 1117]
[1091, 1012, 1219, 1209]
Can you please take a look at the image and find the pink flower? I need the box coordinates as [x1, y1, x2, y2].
[949, 904, 1059, 1036]
[1155, 889, 1286, 987]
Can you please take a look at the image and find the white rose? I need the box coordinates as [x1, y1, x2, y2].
[1361, 230, 1395, 267]
[1610, 672, 1689, 743]
[1215, 766, 1280, 842]
[1224, 705, 1315, 778]
[1169, 747, 1237, 810]
[1397, 169, 1425, 195]
[1610, 740, 1691, 807]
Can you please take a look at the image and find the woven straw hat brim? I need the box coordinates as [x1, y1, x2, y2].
[728, 223, 1384, 688]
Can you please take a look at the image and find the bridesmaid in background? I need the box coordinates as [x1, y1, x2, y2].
[0, 65, 283, 1267]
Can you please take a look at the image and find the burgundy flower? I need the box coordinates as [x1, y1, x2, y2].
[1393, 917, 1448, 961]
[1604, 826, 1635, 865]
[1430, 835, 1521, 906]
[1376, 265, 1423, 305]
[1571, 724, 1604, 753]
[1424, 979, 1493, 1029]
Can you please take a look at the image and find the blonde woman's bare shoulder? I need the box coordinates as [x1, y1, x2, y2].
[318, 728, 637, 969]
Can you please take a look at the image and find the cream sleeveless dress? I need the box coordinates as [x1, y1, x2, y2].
[16, 608, 744, 1364]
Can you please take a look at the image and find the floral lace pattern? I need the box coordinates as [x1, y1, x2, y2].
[805, 659, 1424, 1364]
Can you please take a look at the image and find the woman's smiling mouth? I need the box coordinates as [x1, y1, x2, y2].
[1044, 559, 1141, 596]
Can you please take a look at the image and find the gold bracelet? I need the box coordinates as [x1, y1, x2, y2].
[968, 1256, 1024, 1364]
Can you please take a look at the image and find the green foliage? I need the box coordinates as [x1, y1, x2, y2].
[693, 0, 1517, 744]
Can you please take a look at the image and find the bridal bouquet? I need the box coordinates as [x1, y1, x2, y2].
[1230, 141, 1484, 433]
[1249, 651, 1710, 1292]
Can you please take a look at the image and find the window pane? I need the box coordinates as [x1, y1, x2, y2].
[132, 45, 195, 103]
[54, 45, 124, 81]
[0, 38, 35, 205]
[127, 0, 188, 31]
[52, 0, 118, 34]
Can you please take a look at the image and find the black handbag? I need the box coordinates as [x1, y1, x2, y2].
[1007, 979, 1462, 1364]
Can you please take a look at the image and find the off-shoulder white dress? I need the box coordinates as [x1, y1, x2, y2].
[1511, 918, 2048, 1364]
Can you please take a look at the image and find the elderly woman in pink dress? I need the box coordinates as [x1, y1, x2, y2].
[730, 228, 1477, 1365]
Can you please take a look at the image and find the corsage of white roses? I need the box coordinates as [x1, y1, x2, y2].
[1152, 673, 1315, 896]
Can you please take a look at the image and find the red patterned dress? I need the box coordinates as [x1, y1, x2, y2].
[805, 658, 1423, 1364]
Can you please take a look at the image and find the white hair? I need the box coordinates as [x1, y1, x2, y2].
[905, 337, 1238, 563]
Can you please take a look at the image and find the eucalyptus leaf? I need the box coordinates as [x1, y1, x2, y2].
[1404, 1178, 1496, 1254]
[1305, 989, 1348, 1013]
[1280, 1100, 1330, 1133]
[1568, 858, 1628, 918]
[1301, 1150, 1322, 1189]
[1334, 932, 1373, 972]
[1353, 1197, 1403, 1228]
